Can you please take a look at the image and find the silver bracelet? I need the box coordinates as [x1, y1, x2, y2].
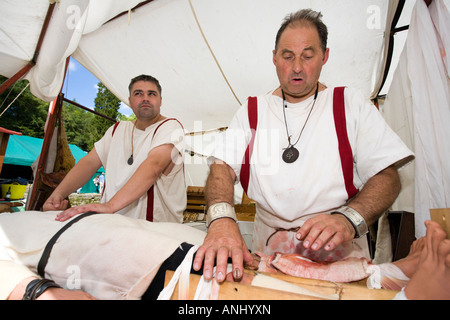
[331, 206, 368, 238]
[206, 202, 237, 227]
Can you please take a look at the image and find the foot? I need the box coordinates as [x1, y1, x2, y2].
[404, 221, 450, 300]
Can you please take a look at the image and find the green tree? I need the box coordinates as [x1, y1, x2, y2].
[0, 76, 49, 138]
[118, 113, 136, 121]
[90, 83, 120, 148]
[62, 100, 95, 151]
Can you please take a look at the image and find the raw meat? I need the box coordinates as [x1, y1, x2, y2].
[257, 252, 371, 283]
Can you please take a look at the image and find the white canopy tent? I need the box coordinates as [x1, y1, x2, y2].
[0, 0, 448, 237]
[1, 0, 412, 128]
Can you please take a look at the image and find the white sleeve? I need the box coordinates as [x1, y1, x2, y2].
[346, 88, 414, 183]
[207, 101, 253, 183]
[151, 119, 185, 156]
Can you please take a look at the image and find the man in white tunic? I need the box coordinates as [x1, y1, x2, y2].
[43, 75, 186, 223]
[194, 10, 414, 283]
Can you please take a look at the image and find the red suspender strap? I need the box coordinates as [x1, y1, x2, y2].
[112, 121, 120, 136]
[146, 186, 154, 222]
[146, 118, 183, 222]
[333, 87, 358, 200]
[240, 97, 258, 195]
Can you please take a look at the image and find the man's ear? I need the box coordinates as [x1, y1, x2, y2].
[322, 48, 330, 65]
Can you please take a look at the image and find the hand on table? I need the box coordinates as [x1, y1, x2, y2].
[193, 218, 255, 283]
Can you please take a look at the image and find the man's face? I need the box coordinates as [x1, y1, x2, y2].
[128, 80, 162, 121]
[273, 24, 329, 102]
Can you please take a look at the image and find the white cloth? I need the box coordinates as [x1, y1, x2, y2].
[393, 288, 409, 300]
[95, 119, 186, 222]
[366, 263, 410, 290]
[0, 260, 36, 300]
[0, 211, 206, 300]
[157, 245, 199, 300]
[210, 87, 414, 256]
[382, 0, 450, 238]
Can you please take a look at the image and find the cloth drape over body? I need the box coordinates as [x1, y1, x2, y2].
[0, 211, 205, 300]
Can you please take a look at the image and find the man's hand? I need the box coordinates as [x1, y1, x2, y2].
[296, 213, 355, 251]
[43, 194, 69, 212]
[55, 203, 115, 221]
[193, 218, 254, 283]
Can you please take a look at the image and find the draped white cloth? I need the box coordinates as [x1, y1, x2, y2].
[383, 0, 450, 237]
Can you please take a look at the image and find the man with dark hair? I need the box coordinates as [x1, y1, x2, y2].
[43, 75, 186, 223]
[128, 74, 162, 96]
[194, 9, 414, 283]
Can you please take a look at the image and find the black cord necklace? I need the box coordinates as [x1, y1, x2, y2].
[127, 122, 136, 165]
[281, 83, 319, 163]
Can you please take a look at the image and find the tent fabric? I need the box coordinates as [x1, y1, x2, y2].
[2, 0, 448, 224]
[1, 0, 408, 131]
[382, 0, 450, 237]
[4, 134, 87, 167]
[74, 0, 395, 132]
[3, 134, 103, 193]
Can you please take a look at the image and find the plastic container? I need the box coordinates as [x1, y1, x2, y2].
[1, 183, 27, 200]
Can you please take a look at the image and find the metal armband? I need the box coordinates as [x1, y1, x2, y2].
[206, 202, 237, 228]
[331, 206, 368, 238]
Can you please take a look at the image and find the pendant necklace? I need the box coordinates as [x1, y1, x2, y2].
[127, 122, 136, 165]
[281, 83, 319, 163]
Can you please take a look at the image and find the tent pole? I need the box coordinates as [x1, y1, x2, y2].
[62, 97, 116, 123]
[0, 63, 34, 96]
[0, 2, 55, 96]
[373, 0, 407, 100]
[26, 94, 63, 210]
[26, 56, 70, 211]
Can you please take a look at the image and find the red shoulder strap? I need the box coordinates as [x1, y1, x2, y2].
[333, 87, 358, 200]
[240, 97, 258, 195]
[152, 118, 183, 138]
[112, 121, 120, 136]
[146, 118, 184, 222]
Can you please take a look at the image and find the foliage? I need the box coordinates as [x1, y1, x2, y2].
[89, 83, 121, 148]
[0, 76, 124, 152]
[62, 100, 95, 151]
[0, 76, 49, 138]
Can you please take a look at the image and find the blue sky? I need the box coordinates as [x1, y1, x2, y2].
[62, 58, 133, 116]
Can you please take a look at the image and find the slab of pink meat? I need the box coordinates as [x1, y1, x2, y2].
[258, 252, 371, 283]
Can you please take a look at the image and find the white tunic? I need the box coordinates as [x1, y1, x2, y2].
[210, 87, 414, 259]
[95, 119, 186, 223]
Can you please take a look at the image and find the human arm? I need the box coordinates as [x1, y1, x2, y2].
[55, 143, 176, 221]
[193, 160, 254, 282]
[42, 148, 102, 211]
[0, 260, 96, 300]
[7, 276, 96, 300]
[297, 165, 401, 251]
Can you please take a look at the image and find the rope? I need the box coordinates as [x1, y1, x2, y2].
[185, 126, 227, 136]
[188, 0, 241, 106]
[0, 83, 30, 118]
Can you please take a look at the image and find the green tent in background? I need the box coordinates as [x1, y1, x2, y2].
[3, 135, 103, 194]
